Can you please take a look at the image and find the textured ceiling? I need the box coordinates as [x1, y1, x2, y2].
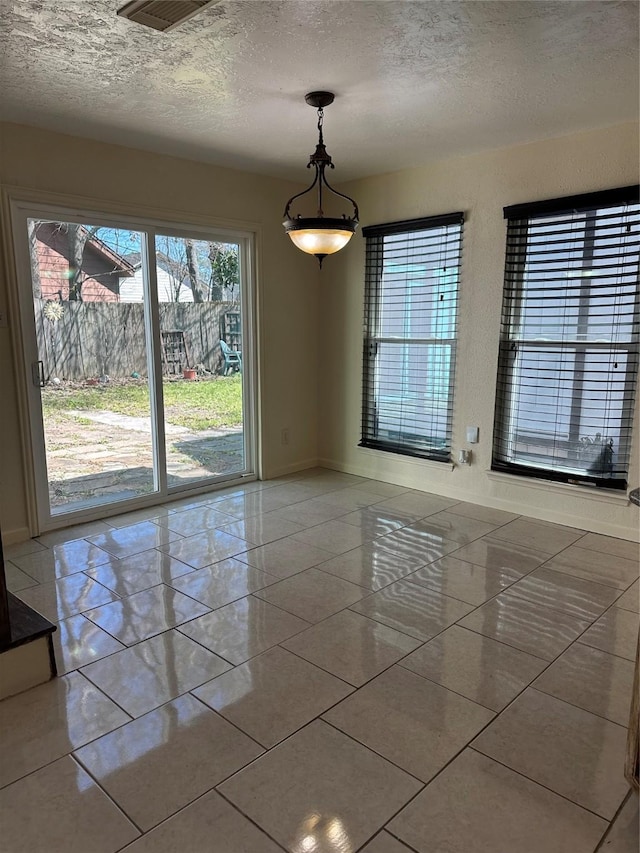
[0, 1, 638, 182]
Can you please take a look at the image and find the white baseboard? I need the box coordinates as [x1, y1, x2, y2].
[2, 526, 31, 546]
[317, 457, 639, 542]
[262, 458, 320, 480]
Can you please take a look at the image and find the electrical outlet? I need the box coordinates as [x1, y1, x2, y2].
[281, 428, 290, 445]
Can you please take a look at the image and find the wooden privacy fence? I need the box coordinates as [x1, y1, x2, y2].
[34, 299, 240, 380]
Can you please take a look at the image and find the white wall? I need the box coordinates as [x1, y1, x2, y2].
[319, 122, 640, 540]
[0, 122, 320, 540]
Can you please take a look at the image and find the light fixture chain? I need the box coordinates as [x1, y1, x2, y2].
[317, 107, 324, 145]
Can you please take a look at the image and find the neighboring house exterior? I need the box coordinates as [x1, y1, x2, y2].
[119, 252, 237, 304]
[118, 253, 195, 303]
[34, 222, 134, 302]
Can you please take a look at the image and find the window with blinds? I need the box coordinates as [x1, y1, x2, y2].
[492, 186, 640, 490]
[360, 213, 463, 462]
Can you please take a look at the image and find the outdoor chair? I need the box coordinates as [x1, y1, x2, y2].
[220, 339, 242, 375]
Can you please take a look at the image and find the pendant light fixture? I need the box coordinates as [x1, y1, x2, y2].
[283, 92, 359, 268]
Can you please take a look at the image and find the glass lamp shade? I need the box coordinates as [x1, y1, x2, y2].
[283, 217, 358, 259]
[287, 228, 354, 256]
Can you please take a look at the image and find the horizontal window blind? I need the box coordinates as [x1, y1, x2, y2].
[361, 213, 463, 462]
[492, 186, 640, 490]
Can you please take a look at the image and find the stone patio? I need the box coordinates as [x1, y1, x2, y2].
[44, 410, 244, 514]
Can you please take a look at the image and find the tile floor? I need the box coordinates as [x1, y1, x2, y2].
[1, 467, 639, 853]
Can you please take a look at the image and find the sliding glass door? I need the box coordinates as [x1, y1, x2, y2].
[153, 232, 247, 488]
[11, 202, 256, 530]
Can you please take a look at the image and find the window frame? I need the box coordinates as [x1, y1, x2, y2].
[360, 212, 464, 463]
[492, 186, 640, 491]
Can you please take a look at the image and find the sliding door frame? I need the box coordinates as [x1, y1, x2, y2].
[7, 194, 259, 534]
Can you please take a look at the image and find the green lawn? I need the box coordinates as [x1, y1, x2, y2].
[42, 375, 243, 431]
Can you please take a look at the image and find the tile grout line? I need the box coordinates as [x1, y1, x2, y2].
[69, 751, 145, 838]
[213, 787, 295, 853]
[112, 781, 292, 853]
[523, 528, 639, 590]
[394, 659, 509, 714]
[576, 637, 638, 664]
[531, 679, 633, 729]
[466, 746, 616, 824]
[187, 690, 269, 753]
[318, 715, 430, 788]
[358, 828, 423, 853]
[592, 789, 636, 852]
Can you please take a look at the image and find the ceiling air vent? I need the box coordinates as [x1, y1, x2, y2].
[117, 0, 216, 32]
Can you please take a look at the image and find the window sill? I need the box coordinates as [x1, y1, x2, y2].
[359, 442, 452, 467]
[486, 470, 631, 505]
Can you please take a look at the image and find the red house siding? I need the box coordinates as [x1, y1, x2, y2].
[35, 223, 124, 302]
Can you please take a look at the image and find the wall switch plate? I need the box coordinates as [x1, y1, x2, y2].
[458, 449, 471, 465]
[466, 426, 479, 444]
